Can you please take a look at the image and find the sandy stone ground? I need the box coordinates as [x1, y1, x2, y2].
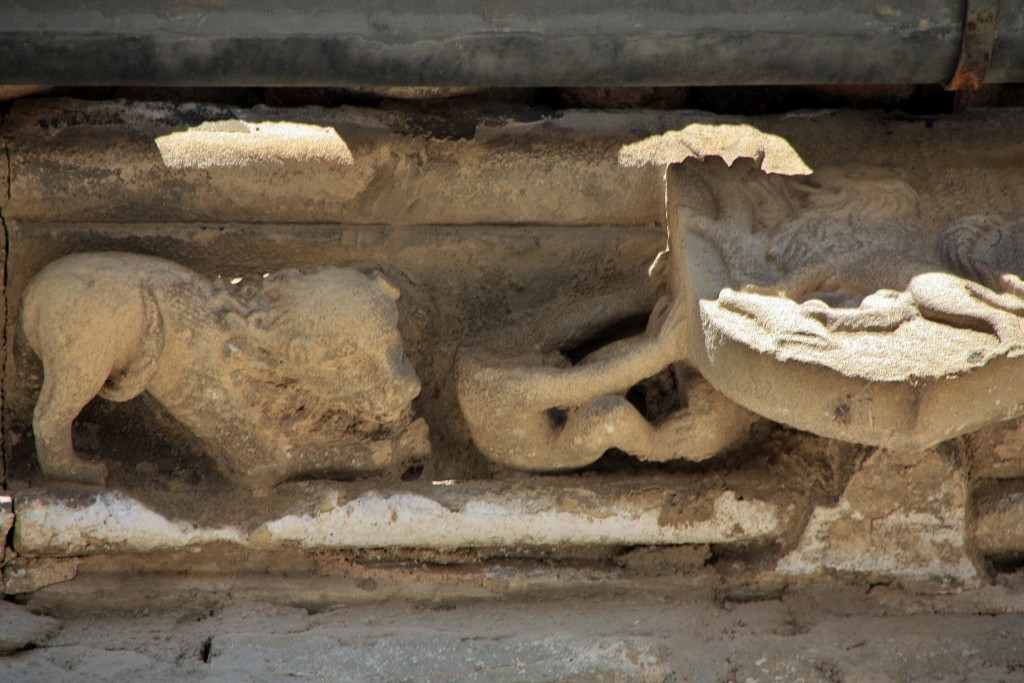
[4, 573, 1024, 682]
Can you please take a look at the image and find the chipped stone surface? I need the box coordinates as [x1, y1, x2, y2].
[777, 449, 977, 581]
[13, 490, 246, 556]
[12, 484, 783, 558]
[4, 558, 81, 595]
[8, 585, 1024, 682]
[0, 601, 60, 655]
[257, 488, 778, 550]
[209, 633, 670, 683]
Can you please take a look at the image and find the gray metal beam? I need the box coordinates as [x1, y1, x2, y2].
[1, 1, 1022, 87]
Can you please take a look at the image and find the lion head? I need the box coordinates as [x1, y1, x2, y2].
[215, 267, 422, 438]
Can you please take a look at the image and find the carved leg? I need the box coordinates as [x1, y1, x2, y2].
[556, 382, 753, 467]
[557, 395, 657, 468]
[32, 363, 109, 486]
[997, 273, 1024, 300]
[799, 292, 918, 332]
[748, 263, 834, 300]
[638, 378, 755, 463]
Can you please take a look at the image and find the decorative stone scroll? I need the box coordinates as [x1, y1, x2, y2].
[22, 252, 429, 488]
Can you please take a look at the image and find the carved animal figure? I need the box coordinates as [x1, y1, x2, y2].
[789, 215, 1024, 341]
[666, 158, 1024, 450]
[22, 252, 428, 488]
[688, 161, 1024, 344]
[457, 292, 754, 471]
[458, 159, 1024, 470]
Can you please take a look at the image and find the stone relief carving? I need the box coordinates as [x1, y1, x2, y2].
[457, 157, 1024, 469]
[456, 283, 756, 472]
[456, 325, 755, 472]
[10, 99, 1024, 592]
[22, 252, 429, 488]
[669, 158, 1024, 450]
[17, 164, 1024, 483]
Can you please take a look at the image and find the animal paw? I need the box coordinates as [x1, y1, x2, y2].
[998, 273, 1024, 299]
[798, 299, 831, 323]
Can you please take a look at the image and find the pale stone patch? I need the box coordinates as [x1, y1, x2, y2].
[0, 495, 13, 544]
[12, 486, 780, 557]
[155, 121, 353, 169]
[777, 449, 978, 582]
[259, 489, 779, 550]
[617, 122, 814, 176]
[13, 491, 246, 556]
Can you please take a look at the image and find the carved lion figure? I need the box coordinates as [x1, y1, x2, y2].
[22, 252, 429, 488]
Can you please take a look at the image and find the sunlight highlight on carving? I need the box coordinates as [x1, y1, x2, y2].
[618, 123, 813, 176]
[155, 121, 353, 169]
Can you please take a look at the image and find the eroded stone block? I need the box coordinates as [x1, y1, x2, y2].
[777, 449, 977, 581]
[974, 481, 1024, 558]
[670, 160, 1024, 452]
[12, 482, 790, 557]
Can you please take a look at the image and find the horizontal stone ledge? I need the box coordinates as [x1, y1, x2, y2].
[1, 99, 665, 226]
[11, 480, 796, 558]
[7, 100, 1024, 226]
